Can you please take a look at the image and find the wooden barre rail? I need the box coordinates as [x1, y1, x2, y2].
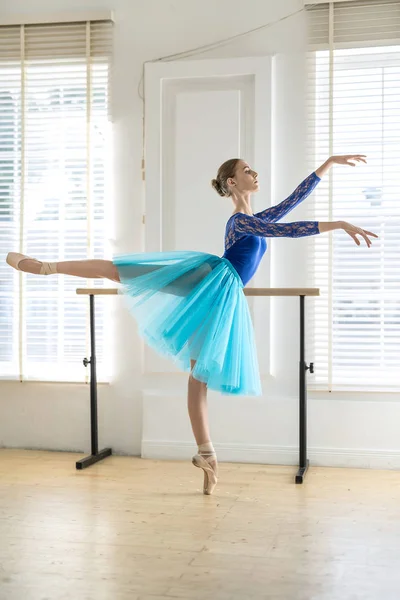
[76, 287, 320, 296]
[75, 285, 320, 483]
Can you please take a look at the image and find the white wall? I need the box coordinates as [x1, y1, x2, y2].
[1, 0, 399, 469]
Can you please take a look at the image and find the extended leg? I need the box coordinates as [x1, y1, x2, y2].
[6, 252, 120, 282]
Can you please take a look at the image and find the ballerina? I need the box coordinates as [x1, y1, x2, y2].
[6, 154, 378, 494]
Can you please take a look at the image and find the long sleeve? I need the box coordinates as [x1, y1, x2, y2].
[234, 213, 320, 238]
[253, 171, 321, 222]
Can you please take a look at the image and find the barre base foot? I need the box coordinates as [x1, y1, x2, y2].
[76, 447, 112, 470]
[295, 459, 310, 484]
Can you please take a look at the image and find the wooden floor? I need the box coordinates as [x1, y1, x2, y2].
[1, 450, 400, 600]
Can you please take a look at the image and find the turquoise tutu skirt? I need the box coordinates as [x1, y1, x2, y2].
[113, 251, 261, 396]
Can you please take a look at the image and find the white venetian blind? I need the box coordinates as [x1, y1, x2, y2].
[0, 19, 113, 382]
[305, 0, 400, 391]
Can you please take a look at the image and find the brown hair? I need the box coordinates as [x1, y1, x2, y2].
[211, 158, 241, 197]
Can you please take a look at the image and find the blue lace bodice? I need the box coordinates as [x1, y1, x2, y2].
[222, 171, 321, 285]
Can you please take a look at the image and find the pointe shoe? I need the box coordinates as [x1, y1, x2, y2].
[6, 252, 57, 275]
[192, 453, 218, 495]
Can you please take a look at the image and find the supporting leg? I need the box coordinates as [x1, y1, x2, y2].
[188, 359, 218, 495]
[296, 295, 309, 484]
[76, 294, 112, 470]
[187, 360, 211, 447]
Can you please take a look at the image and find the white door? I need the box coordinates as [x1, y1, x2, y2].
[144, 56, 273, 381]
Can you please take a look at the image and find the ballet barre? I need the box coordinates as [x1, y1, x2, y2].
[76, 286, 319, 483]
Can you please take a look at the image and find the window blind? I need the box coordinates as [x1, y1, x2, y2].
[0, 20, 113, 382]
[305, 0, 400, 391]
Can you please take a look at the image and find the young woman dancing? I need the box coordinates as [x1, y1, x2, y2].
[6, 154, 378, 494]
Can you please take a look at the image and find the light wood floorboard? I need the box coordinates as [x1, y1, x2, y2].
[1, 449, 400, 600]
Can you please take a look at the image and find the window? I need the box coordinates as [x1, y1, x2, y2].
[0, 20, 113, 382]
[306, 0, 400, 391]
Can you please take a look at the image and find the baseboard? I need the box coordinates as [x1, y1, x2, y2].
[141, 440, 400, 470]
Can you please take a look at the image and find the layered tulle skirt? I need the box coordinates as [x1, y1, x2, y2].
[113, 250, 261, 396]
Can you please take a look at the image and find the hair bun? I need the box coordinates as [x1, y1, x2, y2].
[211, 178, 225, 197]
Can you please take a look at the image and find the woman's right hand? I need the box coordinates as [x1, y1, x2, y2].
[340, 221, 379, 247]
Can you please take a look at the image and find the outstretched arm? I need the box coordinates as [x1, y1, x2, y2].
[253, 172, 320, 222]
[233, 214, 378, 246]
[254, 154, 367, 223]
[234, 213, 320, 238]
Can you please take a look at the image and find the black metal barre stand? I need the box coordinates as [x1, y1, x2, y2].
[75, 290, 114, 470]
[76, 286, 319, 481]
[244, 288, 319, 483]
[298, 295, 313, 483]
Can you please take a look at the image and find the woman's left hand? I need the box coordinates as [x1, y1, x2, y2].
[315, 154, 367, 179]
[329, 154, 367, 166]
